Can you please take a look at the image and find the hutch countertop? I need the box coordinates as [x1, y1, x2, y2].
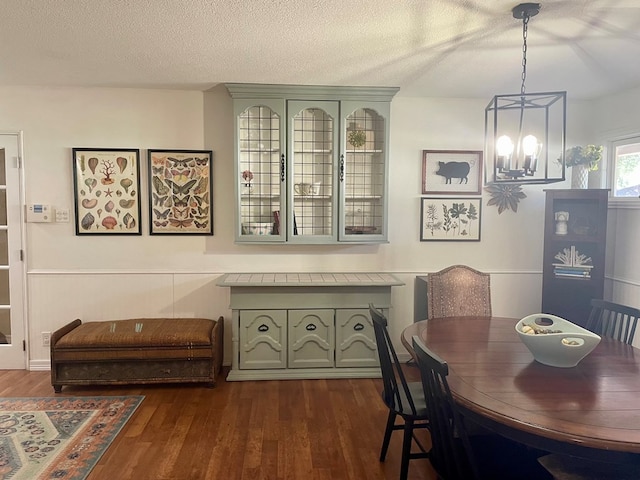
[216, 272, 404, 287]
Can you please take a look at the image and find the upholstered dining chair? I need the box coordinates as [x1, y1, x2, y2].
[411, 335, 553, 480]
[585, 299, 640, 345]
[369, 304, 430, 480]
[427, 265, 492, 319]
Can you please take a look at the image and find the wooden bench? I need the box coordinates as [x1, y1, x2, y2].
[50, 317, 223, 393]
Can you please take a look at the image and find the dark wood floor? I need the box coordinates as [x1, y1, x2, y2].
[0, 367, 437, 480]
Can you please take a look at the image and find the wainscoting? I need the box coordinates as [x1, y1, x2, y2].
[25, 269, 640, 369]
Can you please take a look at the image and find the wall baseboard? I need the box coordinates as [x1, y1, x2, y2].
[30, 360, 51, 371]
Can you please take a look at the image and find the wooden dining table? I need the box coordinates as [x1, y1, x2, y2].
[402, 316, 640, 463]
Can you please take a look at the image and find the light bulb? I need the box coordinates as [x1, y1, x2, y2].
[497, 135, 514, 156]
[522, 135, 539, 156]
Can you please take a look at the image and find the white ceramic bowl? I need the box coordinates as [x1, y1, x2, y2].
[242, 222, 272, 235]
[515, 313, 601, 368]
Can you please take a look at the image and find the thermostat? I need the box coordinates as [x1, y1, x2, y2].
[26, 204, 52, 223]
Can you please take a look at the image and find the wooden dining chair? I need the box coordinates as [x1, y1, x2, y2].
[368, 304, 430, 480]
[585, 299, 640, 345]
[426, 265, 492, 319]
[411, 334, 553, 480]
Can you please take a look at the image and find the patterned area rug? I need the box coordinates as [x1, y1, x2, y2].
[0, 396, 144, 480]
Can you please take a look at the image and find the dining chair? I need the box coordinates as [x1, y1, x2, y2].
[411, 334, 553, 480]
[426, 265, 492, 319]
[585, 299, 640, 345]
[368, 304, 430, 480]
[538, 453, 640, 480]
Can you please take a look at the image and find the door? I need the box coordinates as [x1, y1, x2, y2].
[335, 309, 379, 368]
[234, 99, 286, 242]
[288, 309, 334, 368]
[340, 102, 390, 242]
[287, 100, 340, 243]
[239, 310, 287, 369]
[0, 133, 26, 369]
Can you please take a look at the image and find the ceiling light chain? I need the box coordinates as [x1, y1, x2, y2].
[521, 12, 529, 95]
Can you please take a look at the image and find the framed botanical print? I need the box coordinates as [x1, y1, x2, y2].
[148, 149, 213, 235]
[72, 148, 141, 235]
[422, 150, 483, 195]
[420, 197, 481, 241]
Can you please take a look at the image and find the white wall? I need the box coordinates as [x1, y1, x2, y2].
[592, 86, 640, 348]
[2, 83, 633, 368]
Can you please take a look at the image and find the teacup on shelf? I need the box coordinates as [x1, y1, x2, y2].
[294, 182, 321, 196]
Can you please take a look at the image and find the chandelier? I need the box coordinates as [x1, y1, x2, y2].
[485, 3, 566, 184]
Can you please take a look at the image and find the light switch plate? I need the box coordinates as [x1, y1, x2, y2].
[55, 208, 70, 223]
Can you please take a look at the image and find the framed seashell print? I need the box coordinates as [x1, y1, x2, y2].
[147, 149, 214, 235]
[72, 148, 142, 235]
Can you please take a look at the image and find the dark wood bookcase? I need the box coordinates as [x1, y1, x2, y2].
[542, 189, 609, 327]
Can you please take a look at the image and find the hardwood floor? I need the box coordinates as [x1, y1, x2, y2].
[0, 367, 437, 480]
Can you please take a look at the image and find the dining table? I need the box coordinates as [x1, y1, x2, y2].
[402, 316, 640, 463]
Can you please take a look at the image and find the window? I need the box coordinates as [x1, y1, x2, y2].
[611, 137, 640, 198]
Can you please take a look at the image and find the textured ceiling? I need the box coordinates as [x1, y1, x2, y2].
[0, 0, 639, 99]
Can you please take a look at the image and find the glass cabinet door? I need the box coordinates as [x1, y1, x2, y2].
[340, 102, 389, 242]
[288, 100, 339, 243]
[235, 100, 285, 241]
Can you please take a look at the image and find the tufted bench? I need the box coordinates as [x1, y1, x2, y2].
[50, 317, 223, 393]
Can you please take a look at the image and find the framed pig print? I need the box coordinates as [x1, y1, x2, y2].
[422, 150, 483, 195]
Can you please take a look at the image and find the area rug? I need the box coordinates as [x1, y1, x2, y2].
[0, 395, 144, 480]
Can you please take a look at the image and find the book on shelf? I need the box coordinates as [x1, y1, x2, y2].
[552, 263, 594, 269]
[554, 272, 591, 278]
[554, 264, 593, 272]
[555, 270, 591, 275]
[554, 270, 591, 278]
[554, 267, 592, 274]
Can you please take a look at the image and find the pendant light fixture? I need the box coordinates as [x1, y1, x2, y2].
[485, 3, 566, 184]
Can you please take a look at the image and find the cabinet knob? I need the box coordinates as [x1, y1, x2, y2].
[258, 324, 269, 332]
[339, 154, 345, 181]
[280, 154, 286, 182]
[354, 323, 364, 331]
[305, 324, 317, 331]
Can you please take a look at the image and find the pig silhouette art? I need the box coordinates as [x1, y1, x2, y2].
[435, 161, 470, 184]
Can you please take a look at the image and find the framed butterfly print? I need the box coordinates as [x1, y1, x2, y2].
[147, 149, 214, 235]
[72, 148, 142, 235]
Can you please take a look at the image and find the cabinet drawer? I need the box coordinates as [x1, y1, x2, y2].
[288, 309, 334, 368]
[335, 309, 379, 368]
[239, 310, 287, 369]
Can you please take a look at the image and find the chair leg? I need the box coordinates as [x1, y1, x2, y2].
[400, 418, 414, 480]
[380, 410, 396, 461]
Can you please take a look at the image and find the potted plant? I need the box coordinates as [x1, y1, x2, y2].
[562, 145, 602, 188]
[564, 145, 603, 171]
